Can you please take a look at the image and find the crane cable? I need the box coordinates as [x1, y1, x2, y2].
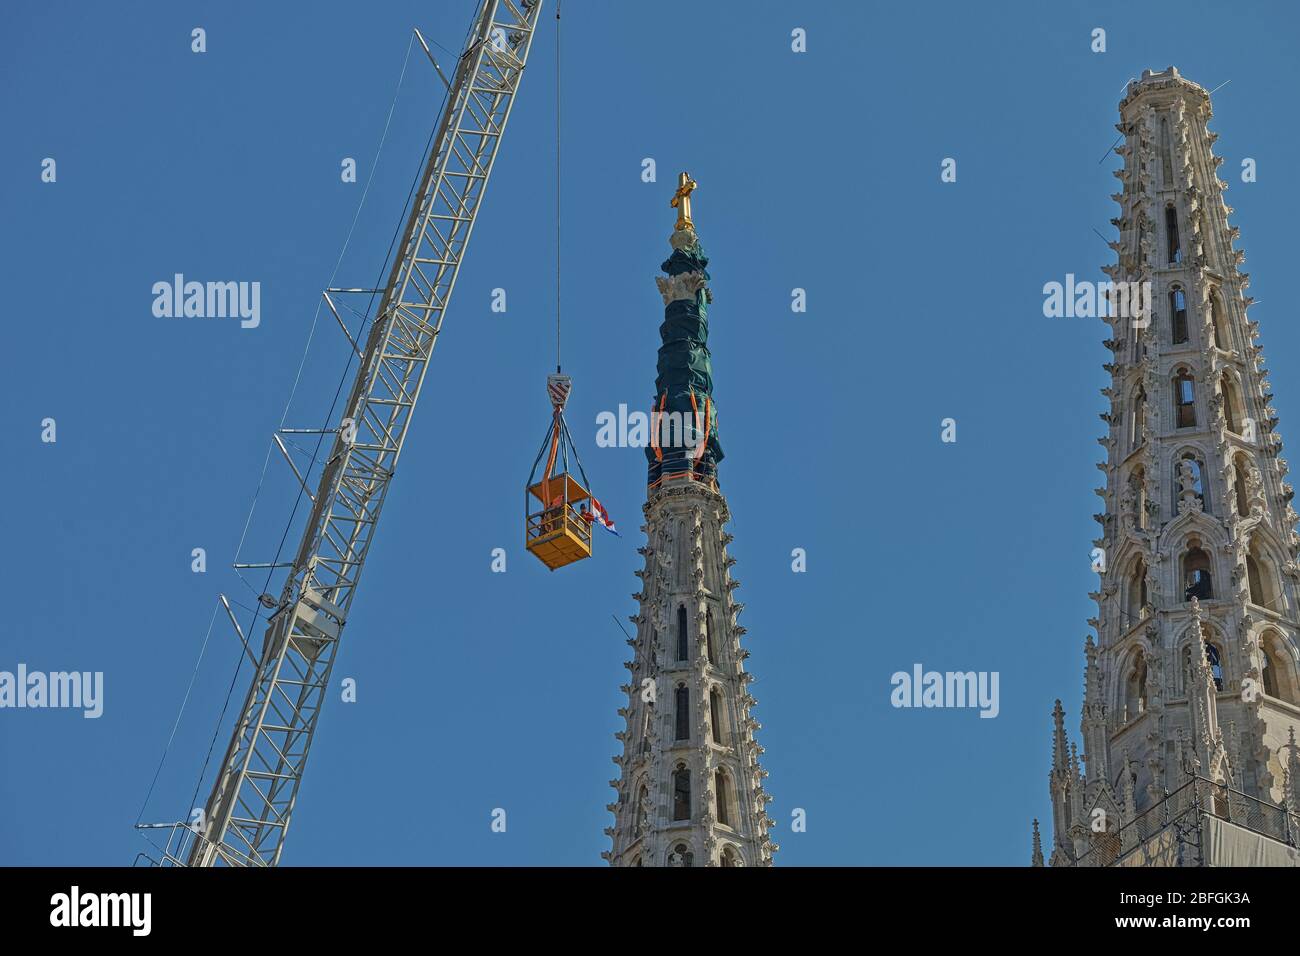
[555, 0, 562, 374]
[542, 0, 563, 504]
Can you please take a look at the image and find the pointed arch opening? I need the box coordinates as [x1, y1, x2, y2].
[1165, 204, 1182, 264]
[634, 782, 649, 837]
[1181, 639, 1224, 692]
[1221, 372, 1243, 435]
[1128, 467, 1149, 529]
[674, 684, 690, 741]
[1127, 557, 1149, 624]
[1170, 287, 1188, 345]
[1173, 369, 1196, 428]
[714, 769, 732, 827]
[1234, 454, 1252, 517]
[676, 605, 688, 662]
[1246, 540, 1281, 612]
[1205, 641, 1224, 691]
[1124, 650, 1148, 722]
[1182, 539, 1213, 602]
[705, 609, 717, 666]
[671, 765, 691, 822]
[1175, 452, 1207, 514]
[1130, 386, 1147, 450]
[709, 686, 725, 745]
[1261, 643, 1280, 699]
[1209, 287, 1230, 350]
[1259, 630, 1299, 704]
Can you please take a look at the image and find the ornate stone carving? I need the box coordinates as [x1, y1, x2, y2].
[1044, 68, 1300, 866]
[654, 270, 709, 305]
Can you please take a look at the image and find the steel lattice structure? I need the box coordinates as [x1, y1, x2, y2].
[177, 0, 544, 867]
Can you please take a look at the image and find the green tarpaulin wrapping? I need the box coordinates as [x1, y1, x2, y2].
[646, 238, 723, 484]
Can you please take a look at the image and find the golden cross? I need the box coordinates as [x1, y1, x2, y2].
[670, 171, 697, 231]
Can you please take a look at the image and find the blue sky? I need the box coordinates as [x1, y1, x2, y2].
[4, 0, 1300, 866]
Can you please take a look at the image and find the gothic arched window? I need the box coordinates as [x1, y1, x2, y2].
[1235, 456, 1252, 517]
[1247, 543, 1280, 611]
[1247, 555, 1265, 607]
[1221, 373, 1242, 434]
[1129, 467, 1149, 529]
[1127, 558, 1148, 624]
[1130, 387, 1146, 450]
[1180, 640, 1224, 693]
[1124, 651, 1148, 722]
[1174, 371, 1196, 428]
[676, 605, 688, 662]
[1183, 544, 1212, 601]
[714, 770, 731, 827]
[674, 685, 690, 741]
[1259, 631, 1298, 703]
[1170, 287, 1188, 344]
[710, 687, 725, 745]
[720, 846, 742, 867]
[1204, 642, 1224, 691]
[1262, 645, 1280, 698]
[1166, 204, 1182, 264]
[672, 767, 691, 822]
[634, 783, 649, 837]
[1210, 288, 1229, 350]
[705, 610, 717, 666]
[1175, 453, 1207, 513]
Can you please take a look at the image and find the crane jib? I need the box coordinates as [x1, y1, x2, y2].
[180, 0, 545, 868]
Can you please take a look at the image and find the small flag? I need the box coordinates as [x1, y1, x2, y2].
[581, 497, 619, 536]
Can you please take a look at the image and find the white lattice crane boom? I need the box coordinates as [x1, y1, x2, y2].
[159, 0, 545, 867]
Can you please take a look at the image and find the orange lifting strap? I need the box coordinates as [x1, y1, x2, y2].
[650, 391, 666, 462]
[541, 405, 563, 505]
[688, 388, 711, 461]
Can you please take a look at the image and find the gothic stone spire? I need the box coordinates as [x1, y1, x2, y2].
[1045, 67, 1300, 865]
[605, 176, 773, 867]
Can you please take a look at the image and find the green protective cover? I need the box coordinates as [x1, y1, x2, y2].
[645, 236, 724, 484]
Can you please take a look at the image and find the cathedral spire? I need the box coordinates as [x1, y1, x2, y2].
[649, 172, 722, 488]
[606, 174, 773, 867]
[1043, 67, 1300, 866]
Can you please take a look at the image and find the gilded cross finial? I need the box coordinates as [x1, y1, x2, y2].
[670, 171, 697, 231]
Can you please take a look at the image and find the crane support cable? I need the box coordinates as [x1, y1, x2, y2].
[555, 1, 562, 373]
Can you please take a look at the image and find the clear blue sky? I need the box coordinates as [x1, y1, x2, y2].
[4, 0, 1300, 866]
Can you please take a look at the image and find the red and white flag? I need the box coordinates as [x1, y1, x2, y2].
[581, 497, 619, 536]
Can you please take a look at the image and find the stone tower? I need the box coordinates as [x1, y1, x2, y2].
[1043, 68, 1300, 867]
[602, 173, 776, 867]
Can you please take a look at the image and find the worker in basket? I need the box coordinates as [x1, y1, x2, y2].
[544, 492, 567, 536]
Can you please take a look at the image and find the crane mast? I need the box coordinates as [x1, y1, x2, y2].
[177, 0, 544, 867]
